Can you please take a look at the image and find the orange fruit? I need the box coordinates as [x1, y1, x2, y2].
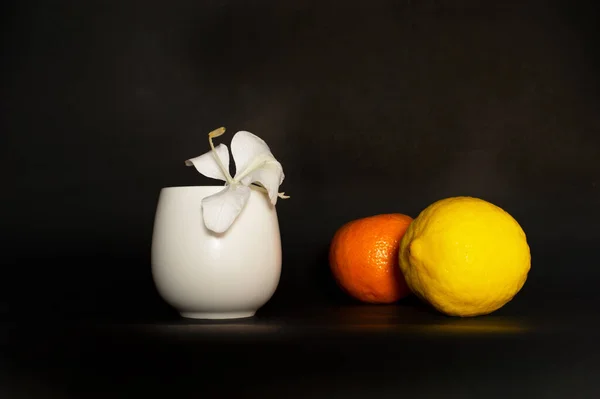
[329, 214, 413, 304]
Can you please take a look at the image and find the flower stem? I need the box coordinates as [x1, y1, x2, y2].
[250, 183, 290, 199]
[208, 127, 234, 184]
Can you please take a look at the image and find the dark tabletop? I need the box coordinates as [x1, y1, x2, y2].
[4, 295, 600, 398]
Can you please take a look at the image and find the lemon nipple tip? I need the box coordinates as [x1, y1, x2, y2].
[409, 239, 423, 260]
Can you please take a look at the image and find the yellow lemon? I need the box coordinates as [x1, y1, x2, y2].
[399, 196, 531, 317]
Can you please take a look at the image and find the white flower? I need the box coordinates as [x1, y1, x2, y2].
[185, 127, 289, 234]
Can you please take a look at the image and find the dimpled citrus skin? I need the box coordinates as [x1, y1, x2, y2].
[330, 214, 413, 304]
[399, 197, 531, 317]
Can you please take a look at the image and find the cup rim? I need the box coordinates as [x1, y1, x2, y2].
[161, 185, 225, 189]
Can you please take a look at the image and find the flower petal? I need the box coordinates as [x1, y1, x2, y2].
[231, 131, 276, 179]
[201, 185, 251, 233]
[241, 162, 284, 205]
[231, 130, 285, 203]
[185, 144, 230, 182]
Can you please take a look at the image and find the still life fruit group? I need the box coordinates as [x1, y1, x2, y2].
[330, 196, 531, 317]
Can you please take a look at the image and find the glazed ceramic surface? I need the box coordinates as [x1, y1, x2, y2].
[151, 186, 282, 319]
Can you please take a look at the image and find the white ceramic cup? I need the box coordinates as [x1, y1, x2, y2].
[151, 186, 282, 319]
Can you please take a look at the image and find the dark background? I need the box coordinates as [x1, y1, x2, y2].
[2, 0, 599, 318]
[3, 0, 600, 397]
